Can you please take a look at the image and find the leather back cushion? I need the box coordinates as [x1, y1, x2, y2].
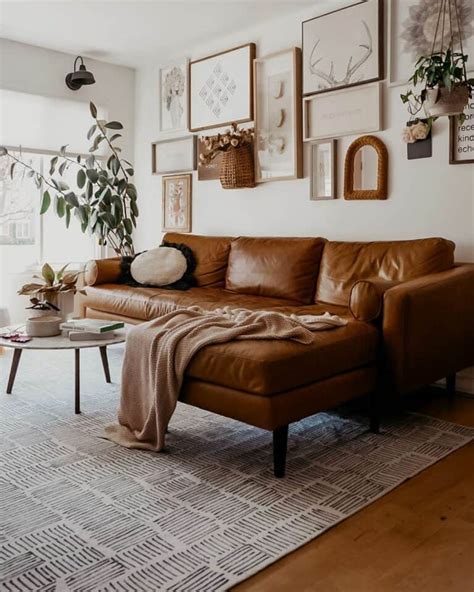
[226, 237, 326, 303]
[316, 238, 455, 305]
[163, 233, 232, 287]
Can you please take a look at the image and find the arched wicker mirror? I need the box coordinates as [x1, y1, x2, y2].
[344, 135, 388, 200]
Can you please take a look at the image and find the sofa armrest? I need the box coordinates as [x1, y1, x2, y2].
[349, 278, 399, 322]
[383, 264, 474, 394]
[84, 257, 122, 286]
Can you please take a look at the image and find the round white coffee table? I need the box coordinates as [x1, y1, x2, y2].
[1, 326, 127, 414]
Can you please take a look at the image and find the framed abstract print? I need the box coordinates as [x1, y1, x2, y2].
[303, 82, 382, 141]
[302, 0, 383, 96]
[189, 43, 256, 132]
[162, 173, 192, 233]
[310, 140, 337, 200]
[159, 61, 188, 134]
[151, 136, 197, 175]
[388, 0, 474, 87]
[253, 47, 303, 183]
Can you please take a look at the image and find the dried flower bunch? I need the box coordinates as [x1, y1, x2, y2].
[200, 123, 254, 165]
[402, 120, 430, 144]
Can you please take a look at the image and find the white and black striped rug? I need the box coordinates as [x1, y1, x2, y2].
[1, 345, 472, 591]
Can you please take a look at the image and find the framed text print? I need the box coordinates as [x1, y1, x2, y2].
[449, 92, 474, 165]
[159, 60, 188, 134]
[302, 0, 383, 96]
[189, 43, 256, 132]
[162, 173, 192, 233]
[303, 82, 382, 141]
[254, 47, 303, 183]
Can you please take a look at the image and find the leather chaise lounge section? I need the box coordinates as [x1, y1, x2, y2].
[82, 234, 474, 476]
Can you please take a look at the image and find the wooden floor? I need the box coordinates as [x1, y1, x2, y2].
[234, 390, 474, 592]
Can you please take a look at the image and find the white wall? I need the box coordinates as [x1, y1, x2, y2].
[133, 3, 473, 262]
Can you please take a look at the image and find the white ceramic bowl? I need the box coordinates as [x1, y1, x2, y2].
[26, 315, 62, 337]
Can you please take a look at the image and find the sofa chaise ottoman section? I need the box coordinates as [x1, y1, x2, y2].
[185, 319, 378, 396]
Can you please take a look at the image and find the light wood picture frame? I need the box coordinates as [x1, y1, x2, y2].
[159, 59, 189, 134]
[449, 89, 474, 165]
[253, 47, 303, 183]
[162, 173, 192, 232]
[310, 139, 337, 200]
[303, 82, 382, 141]
[188, 43, 256, 132]
[302, 0, 383, 96]
[344, 135, 388, 200]
[151, 136, 197, 175]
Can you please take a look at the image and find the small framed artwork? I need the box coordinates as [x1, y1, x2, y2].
[253, 47, 303, 183]
[189, 43, 256, 132]
[162, 173, 192, 233]
[197, 137, 223, 180]
[303, 82, 381, 141]
[310, 140, 337, 200]
[450, 96, 474, 165]
[151, 136, 197, 175]
[159, 60, 188, 134]
[388, 0, 474, 87]
[302, 0, 383, 97]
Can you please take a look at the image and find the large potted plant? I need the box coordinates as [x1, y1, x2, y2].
[0, 102, 138, 256]
[401, 49, 473, 119]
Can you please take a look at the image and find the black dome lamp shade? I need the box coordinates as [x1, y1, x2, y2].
[65, 56, 95, 90]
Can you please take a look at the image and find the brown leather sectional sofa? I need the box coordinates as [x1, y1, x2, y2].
[83, 234, 474, 476]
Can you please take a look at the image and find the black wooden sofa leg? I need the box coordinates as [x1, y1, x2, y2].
[446, 373, 456, 398]
[273, 425, 289, 478]
[369, 389, 380, 434]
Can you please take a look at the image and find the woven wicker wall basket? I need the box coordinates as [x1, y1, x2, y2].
[219, 144, 256, 189]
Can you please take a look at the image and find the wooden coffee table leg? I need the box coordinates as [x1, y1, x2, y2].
[7, 349, 22, 394]
[75, 348, 81, 414]
[99, 346, 111, 383]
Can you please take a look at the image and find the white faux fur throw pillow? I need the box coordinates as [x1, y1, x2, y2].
[130, 247, 188, 287]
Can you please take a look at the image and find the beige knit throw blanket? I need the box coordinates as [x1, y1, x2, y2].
[104, 306, 347, 451]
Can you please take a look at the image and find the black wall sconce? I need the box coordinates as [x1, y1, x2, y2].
[65, 56, 96, 90]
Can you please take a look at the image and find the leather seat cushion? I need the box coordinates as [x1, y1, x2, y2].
[226, 236, 326, 303]
[316, 237, 455, 306]
[84, 285, 300, 321]
[186, 311, 378, 395]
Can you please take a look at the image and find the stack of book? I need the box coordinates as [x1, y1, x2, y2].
[60, 319, 125, 341]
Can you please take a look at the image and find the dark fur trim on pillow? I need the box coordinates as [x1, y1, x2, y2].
[118, 242, 196, 290]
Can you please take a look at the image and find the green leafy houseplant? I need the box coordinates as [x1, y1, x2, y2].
[19, 263, 85, 309]
[401, 49, 474, 122]
[0, 102, 138, 256]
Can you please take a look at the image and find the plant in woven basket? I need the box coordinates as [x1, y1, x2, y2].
[0, 102, 138, 256]
[200, 123, 255, 189]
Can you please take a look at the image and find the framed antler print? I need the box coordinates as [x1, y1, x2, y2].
[302, 0, 383, 96]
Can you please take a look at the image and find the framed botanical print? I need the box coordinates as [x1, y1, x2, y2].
[253, 47, 303, 183]
[162, 173, 192, 233]
[449, 93, 474, 164]
[197, 137, 223, 180]
[189, 43, 256, 132]
[302, 0, 383, 96]
[159, 61, 188, 134]
[152, 136, 197, 175]
[388, 0, 474, 87]
[310, 140, 337, 200]
[303, 82, 382, 141]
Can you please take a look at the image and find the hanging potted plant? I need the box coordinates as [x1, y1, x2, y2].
[200, 123, 255, 189]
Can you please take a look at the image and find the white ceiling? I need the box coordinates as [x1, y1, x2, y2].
[0, 0, 316, 68]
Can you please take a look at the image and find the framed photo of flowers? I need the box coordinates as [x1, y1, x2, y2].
[302, 0, 383, 96]
[159, 60, 188, 134]
[162, 173, 192, 233]
[189, 43, 256, 132]
[253, 47, 303, 183]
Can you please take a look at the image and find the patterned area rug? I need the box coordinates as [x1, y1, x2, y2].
[1, 345, 473, 591]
